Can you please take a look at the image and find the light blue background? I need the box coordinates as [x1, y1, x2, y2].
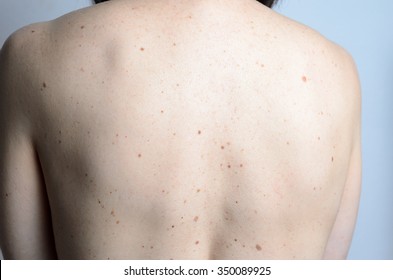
[0, 0, 392, 259]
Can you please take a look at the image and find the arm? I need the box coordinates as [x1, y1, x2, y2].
[323, 53, 362, 259]
[0, 32, 57, 259]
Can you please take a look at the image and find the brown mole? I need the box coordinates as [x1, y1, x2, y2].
[256, 244, 262, 251]
[193, 216, 199, 222]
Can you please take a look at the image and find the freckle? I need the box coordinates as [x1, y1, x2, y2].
[138, 153, 142, 158]
[318, 136, 321, 141]
[150, 246, 154, 249]
[313, 187, 316, 191]
[235, 201, 238, 204]
[195, 241, 199, 245]
[116, 134, 119, 137]
[184, 200, 187, 204]
[240, 164, 243, 168]
[256, 244, 262, 251]
[198, 130, 201, 135]
[140, 47, 144, 51]
[221, 145, 225, 150]
[125, 135, 128, 138]
[80, 67, 84, 72]
[116, 220, 120, 224]
[242, 245, 246, 248]
[331, 156, 334, 162]
[197, 189, 201, 193]
[302, 76, 307, 82]
[161, 110, 164, 114]
[173, 43, 176, 46]
[176, 83, 180, 87]
[193, 216, 199, 222]
[111, 210, 115, 217]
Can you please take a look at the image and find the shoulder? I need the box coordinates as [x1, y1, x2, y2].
[0, 22, 50, 93]
[277, 12, 360, 116]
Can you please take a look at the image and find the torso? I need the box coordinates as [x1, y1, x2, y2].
[21, 0, 355, 259]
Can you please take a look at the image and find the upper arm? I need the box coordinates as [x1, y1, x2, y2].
[323, 51, 362, 259]
[0, 31, 57, 259]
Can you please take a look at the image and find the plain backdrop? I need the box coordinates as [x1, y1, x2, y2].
[0, 0, 392, 260]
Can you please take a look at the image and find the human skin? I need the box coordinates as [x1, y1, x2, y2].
[0, 0, 361, 259]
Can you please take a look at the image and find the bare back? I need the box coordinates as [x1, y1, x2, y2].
[0, 0, 361, 259]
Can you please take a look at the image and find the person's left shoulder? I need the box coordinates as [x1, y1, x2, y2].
[0, 22, 51, 123]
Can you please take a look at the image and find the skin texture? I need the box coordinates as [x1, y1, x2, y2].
[0, 0, 361, 259]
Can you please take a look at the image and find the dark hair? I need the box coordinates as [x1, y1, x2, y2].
[93, 0, 278, 8]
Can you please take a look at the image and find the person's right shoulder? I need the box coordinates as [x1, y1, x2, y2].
[275, 11, 361, 123]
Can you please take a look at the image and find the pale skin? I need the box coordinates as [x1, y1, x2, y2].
[0, 0, 361, 259]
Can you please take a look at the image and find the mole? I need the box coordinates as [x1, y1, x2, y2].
[256, 244, 262, 251]
[221, 146, 225, 150]
[116, 220, 120, 224]
[193, 216, 199, 222]
[140, 47, 144, 51]
[43, 82, 47, 88]
[195, 241, 199, 245]
[331, 156, 334, 162]
[80, 25, 85, 29]
[198, 130, 201, 135]
[31, 30, 35, 33]
[138, 154, 142, 158]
